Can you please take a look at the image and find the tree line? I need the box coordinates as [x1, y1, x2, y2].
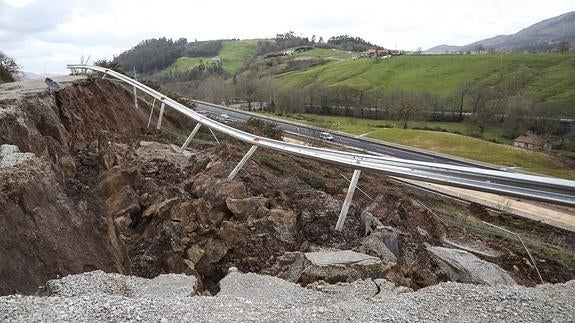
[255, 31, 384, 56]
[114, 38, 226, 75]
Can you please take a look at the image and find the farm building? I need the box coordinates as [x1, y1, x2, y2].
[513, 135, 552, 151]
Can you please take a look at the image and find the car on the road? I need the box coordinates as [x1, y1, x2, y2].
[219, 113, 234, 122]
[216, 113, 235, 122]
[319, 132, 334, 141]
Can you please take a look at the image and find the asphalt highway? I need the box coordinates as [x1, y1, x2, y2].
[194, 103, 485, 168]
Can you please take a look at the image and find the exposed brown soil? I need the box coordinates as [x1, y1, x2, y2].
[0, 78, 573, 296]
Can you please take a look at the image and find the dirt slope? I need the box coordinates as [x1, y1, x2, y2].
[0, 77, 149, 294]
[0, 77, 573, 297]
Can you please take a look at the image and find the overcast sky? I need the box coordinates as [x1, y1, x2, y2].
[1, 0, 574, 74]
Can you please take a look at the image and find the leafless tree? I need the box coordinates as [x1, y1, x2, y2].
[558, 41, 570, 53]
[502, 95, 531, 139]
[454, 81, 472, 122]
[276, 85, 304, 114]
[236, 71, 259, 110]
[197, 75, 232, 104]
[393, 91, 426, 128]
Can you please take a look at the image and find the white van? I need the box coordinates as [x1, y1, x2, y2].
[319, 132, 334, 141]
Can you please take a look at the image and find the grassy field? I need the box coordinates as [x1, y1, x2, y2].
[278, 113, 509, 143]
[165, 39, 258, 74]
[279, 53, 575, 114]
[367, 129, 575, 179]
[258, 112, 573, 179]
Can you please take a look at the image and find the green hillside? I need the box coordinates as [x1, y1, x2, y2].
[279, 53, 575, 114]
[219, 39, 259, 73]
[166, 39, 258, 74]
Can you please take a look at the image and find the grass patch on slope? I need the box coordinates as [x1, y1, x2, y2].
[168, 57, 206, 71]
[219, 39, 259, 74]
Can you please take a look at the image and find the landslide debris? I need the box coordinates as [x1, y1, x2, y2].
[1, 76, 574, 302]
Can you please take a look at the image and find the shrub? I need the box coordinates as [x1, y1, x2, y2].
[246, 118, 282, 140]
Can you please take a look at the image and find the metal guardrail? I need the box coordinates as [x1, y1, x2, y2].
[67, 65, 575, 230]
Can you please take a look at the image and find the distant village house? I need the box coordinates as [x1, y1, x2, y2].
[513, 135, 552, 151]
[360, 49, 392, 58]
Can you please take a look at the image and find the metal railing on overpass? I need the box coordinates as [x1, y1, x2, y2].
[67, 64, 575, 231]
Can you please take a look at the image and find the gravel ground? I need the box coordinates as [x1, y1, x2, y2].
[0, 75, 84, 101]
[1, 270, 574, 322]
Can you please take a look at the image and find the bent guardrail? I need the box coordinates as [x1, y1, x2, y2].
[67, 64, 575, 231]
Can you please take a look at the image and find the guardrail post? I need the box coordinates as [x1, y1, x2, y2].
[133, 86, 139, 110]
[157, 102, 165, 129]
[228, 145, 258, 180]
[335, 169, 362, 231]
[181, 123, 202, 152]
[147, 98, 156, 129]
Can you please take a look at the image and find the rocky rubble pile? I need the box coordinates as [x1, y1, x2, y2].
[1, 270, 573, 322]
[1, 76, 574, 310]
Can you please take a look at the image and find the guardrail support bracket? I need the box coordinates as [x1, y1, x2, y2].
[228, 145, 258, 180]
[209, 128, 220, 144]
[156, 102, 165, 129]
[335, 169, 362, 231]
[147, 98, 156, 129]
[181, 123, 202, 152]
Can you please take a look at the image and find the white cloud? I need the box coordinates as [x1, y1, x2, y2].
[2, 0, 36, 8]
[1, 0, 574, 73]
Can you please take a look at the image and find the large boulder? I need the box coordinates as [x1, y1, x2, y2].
[225, 196, 269, 221]
[277, 250, 393, 286]
[136, 141, 193, 168]
[358, 233, 398, 264]
[268, 208, 298, 244]
[301, 250, 392, 285]
[426, 244, 516, 286]
[188, 173, 248, 201]
[192, 198, 225, 228]
[357, 210, 400, 262]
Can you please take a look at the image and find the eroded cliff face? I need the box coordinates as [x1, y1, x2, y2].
[0, 77, 147, 294]
[0, 145, 130, 294]
[1, 77, 573, 296]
